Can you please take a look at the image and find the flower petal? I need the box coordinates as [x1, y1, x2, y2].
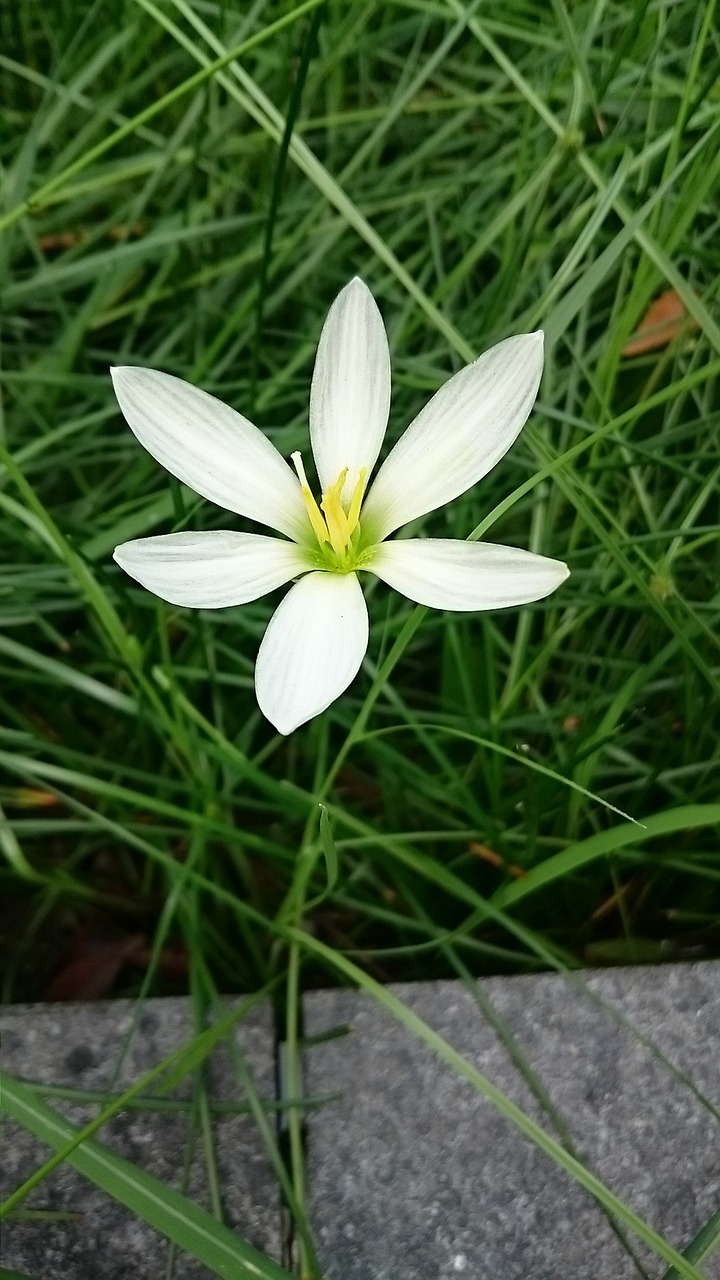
[255, 571, 368, 734]
[114, 531, 312, 608]
[111, 366, 310, 542]
[309, 277, 391, 503]
[360, 332, 544, 541]
[367, 538, 569, 610]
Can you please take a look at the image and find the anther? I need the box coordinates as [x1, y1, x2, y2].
[291, 452, 330, 547]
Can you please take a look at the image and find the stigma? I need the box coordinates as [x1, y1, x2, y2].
[291, 452, 367, 569]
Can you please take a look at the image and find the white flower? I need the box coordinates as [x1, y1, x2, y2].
[111, 278, 568, 734]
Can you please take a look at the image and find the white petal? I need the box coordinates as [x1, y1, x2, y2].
[360, 333, 544, 541]
[367, 539, 569, 610]
[111, 367, 310, 542]
[114, 531, 312, 608]
[255, 571, 368, 734]
[309, 278, 391, 502]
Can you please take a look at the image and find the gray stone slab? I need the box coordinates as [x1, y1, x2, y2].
[303, 963, 720, 1280]
[0, 997, 280, 1278]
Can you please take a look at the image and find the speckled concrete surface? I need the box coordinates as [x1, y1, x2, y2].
[0, 997, 280, 1279]
[2, 967, 718, 1279]
[304, 963, 720, 1280]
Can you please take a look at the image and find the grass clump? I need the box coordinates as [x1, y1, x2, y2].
[1, 0, 718, 994]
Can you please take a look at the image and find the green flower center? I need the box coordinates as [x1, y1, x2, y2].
[291, 452, 373, 572]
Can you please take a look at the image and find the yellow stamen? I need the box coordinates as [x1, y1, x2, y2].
[345, 467, 367, 537]
[292, 451, 330, 547]
[290, 453, 368, 570]
[321, 468, 350, 559]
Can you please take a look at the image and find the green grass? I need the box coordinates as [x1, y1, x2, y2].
[1, 0, 719, 1275]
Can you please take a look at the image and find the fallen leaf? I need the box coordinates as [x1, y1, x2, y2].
[38, 231, 84, 250]
[623, 289, 696, 356]
[562, 714, 582, 733]
[469, 842, 525, 878]
[590, 878, 638, 922]
[39, 224, 144, 252]
[44, 934, 145, 1001]
[7, 788, 60, 808]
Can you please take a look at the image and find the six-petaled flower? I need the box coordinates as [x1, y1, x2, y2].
[111, 278, 569, 733]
